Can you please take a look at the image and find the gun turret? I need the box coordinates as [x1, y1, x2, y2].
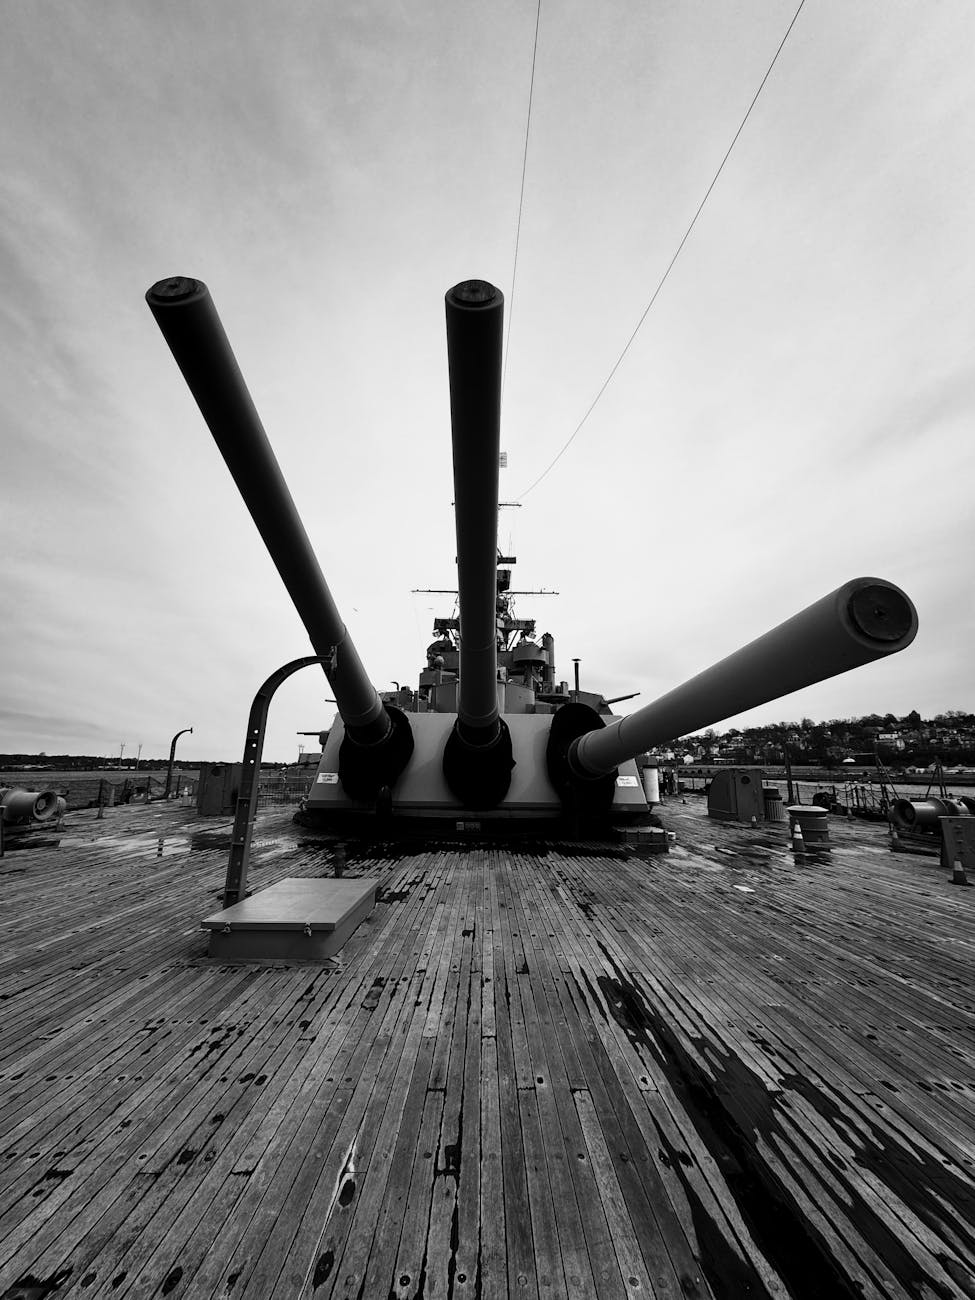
[179, 272, 920, 838]
[440, 280, 515, 806]
[146, 277, 413, 798]
[553, 578, 918, 800]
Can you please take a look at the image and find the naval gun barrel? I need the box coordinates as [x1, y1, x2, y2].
[441, 280, 514, 806]
[569, 577, 918, 779]
[446, 280, 503, 740]
[145, 277, 390, 748]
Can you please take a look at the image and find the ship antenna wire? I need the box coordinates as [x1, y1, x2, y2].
[515, 0, 807, 501]
[502, 0, 543, 410]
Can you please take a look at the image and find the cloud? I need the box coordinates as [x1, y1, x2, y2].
[0, 708, 121, 746]
[0, 1, 971, 762]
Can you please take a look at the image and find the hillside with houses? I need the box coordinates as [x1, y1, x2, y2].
[676, 710, 975, 769]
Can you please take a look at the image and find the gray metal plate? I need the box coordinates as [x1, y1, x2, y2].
[201, 876, 379, 932]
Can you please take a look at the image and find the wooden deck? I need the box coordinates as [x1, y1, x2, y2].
[0, 798, 973, 1299]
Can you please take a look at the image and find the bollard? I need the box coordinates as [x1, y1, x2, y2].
[788, 805, 830, 848]
[762, 786, 787, 823]
[949, 859, 972, 887]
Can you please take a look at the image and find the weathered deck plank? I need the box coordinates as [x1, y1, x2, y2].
[0, 799, 972, 1299]
[542, 838, 974, 1297]
[488, 854, 540, 1300]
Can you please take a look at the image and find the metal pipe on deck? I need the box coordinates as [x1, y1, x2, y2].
[569, 577, 919, 779]
[162, 727, 193, 800]
[145, 277, 389, 746]
[441, 279, 514, 806]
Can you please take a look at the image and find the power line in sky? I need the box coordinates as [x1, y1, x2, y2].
[515, 0, 807, 501]
[501, 0, 543, 410]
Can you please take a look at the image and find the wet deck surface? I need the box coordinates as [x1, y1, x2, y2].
[0, 799, 973, 1299]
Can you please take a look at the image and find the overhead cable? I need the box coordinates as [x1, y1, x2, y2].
[501, 0, 543, 409]
[516, 0, 807, 500]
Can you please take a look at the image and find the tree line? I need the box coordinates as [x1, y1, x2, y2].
[692, 710, 975, 767]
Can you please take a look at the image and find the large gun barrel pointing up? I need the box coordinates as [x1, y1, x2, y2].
[569, 577, 919, 779]
[446, 280, 503, 741]
[441, 279, 514, 806]
[146, 278, 414, 797]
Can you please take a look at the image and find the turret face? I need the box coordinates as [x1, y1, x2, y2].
[441, 280, 514, 806]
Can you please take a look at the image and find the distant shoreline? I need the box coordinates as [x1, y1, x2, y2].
[678, 764, 975, 793]
[0, 767, 200, 783]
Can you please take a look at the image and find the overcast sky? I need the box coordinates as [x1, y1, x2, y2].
[2, 1, 972, 764]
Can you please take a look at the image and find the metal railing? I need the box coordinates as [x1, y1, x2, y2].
[256, 774, 314, 808]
